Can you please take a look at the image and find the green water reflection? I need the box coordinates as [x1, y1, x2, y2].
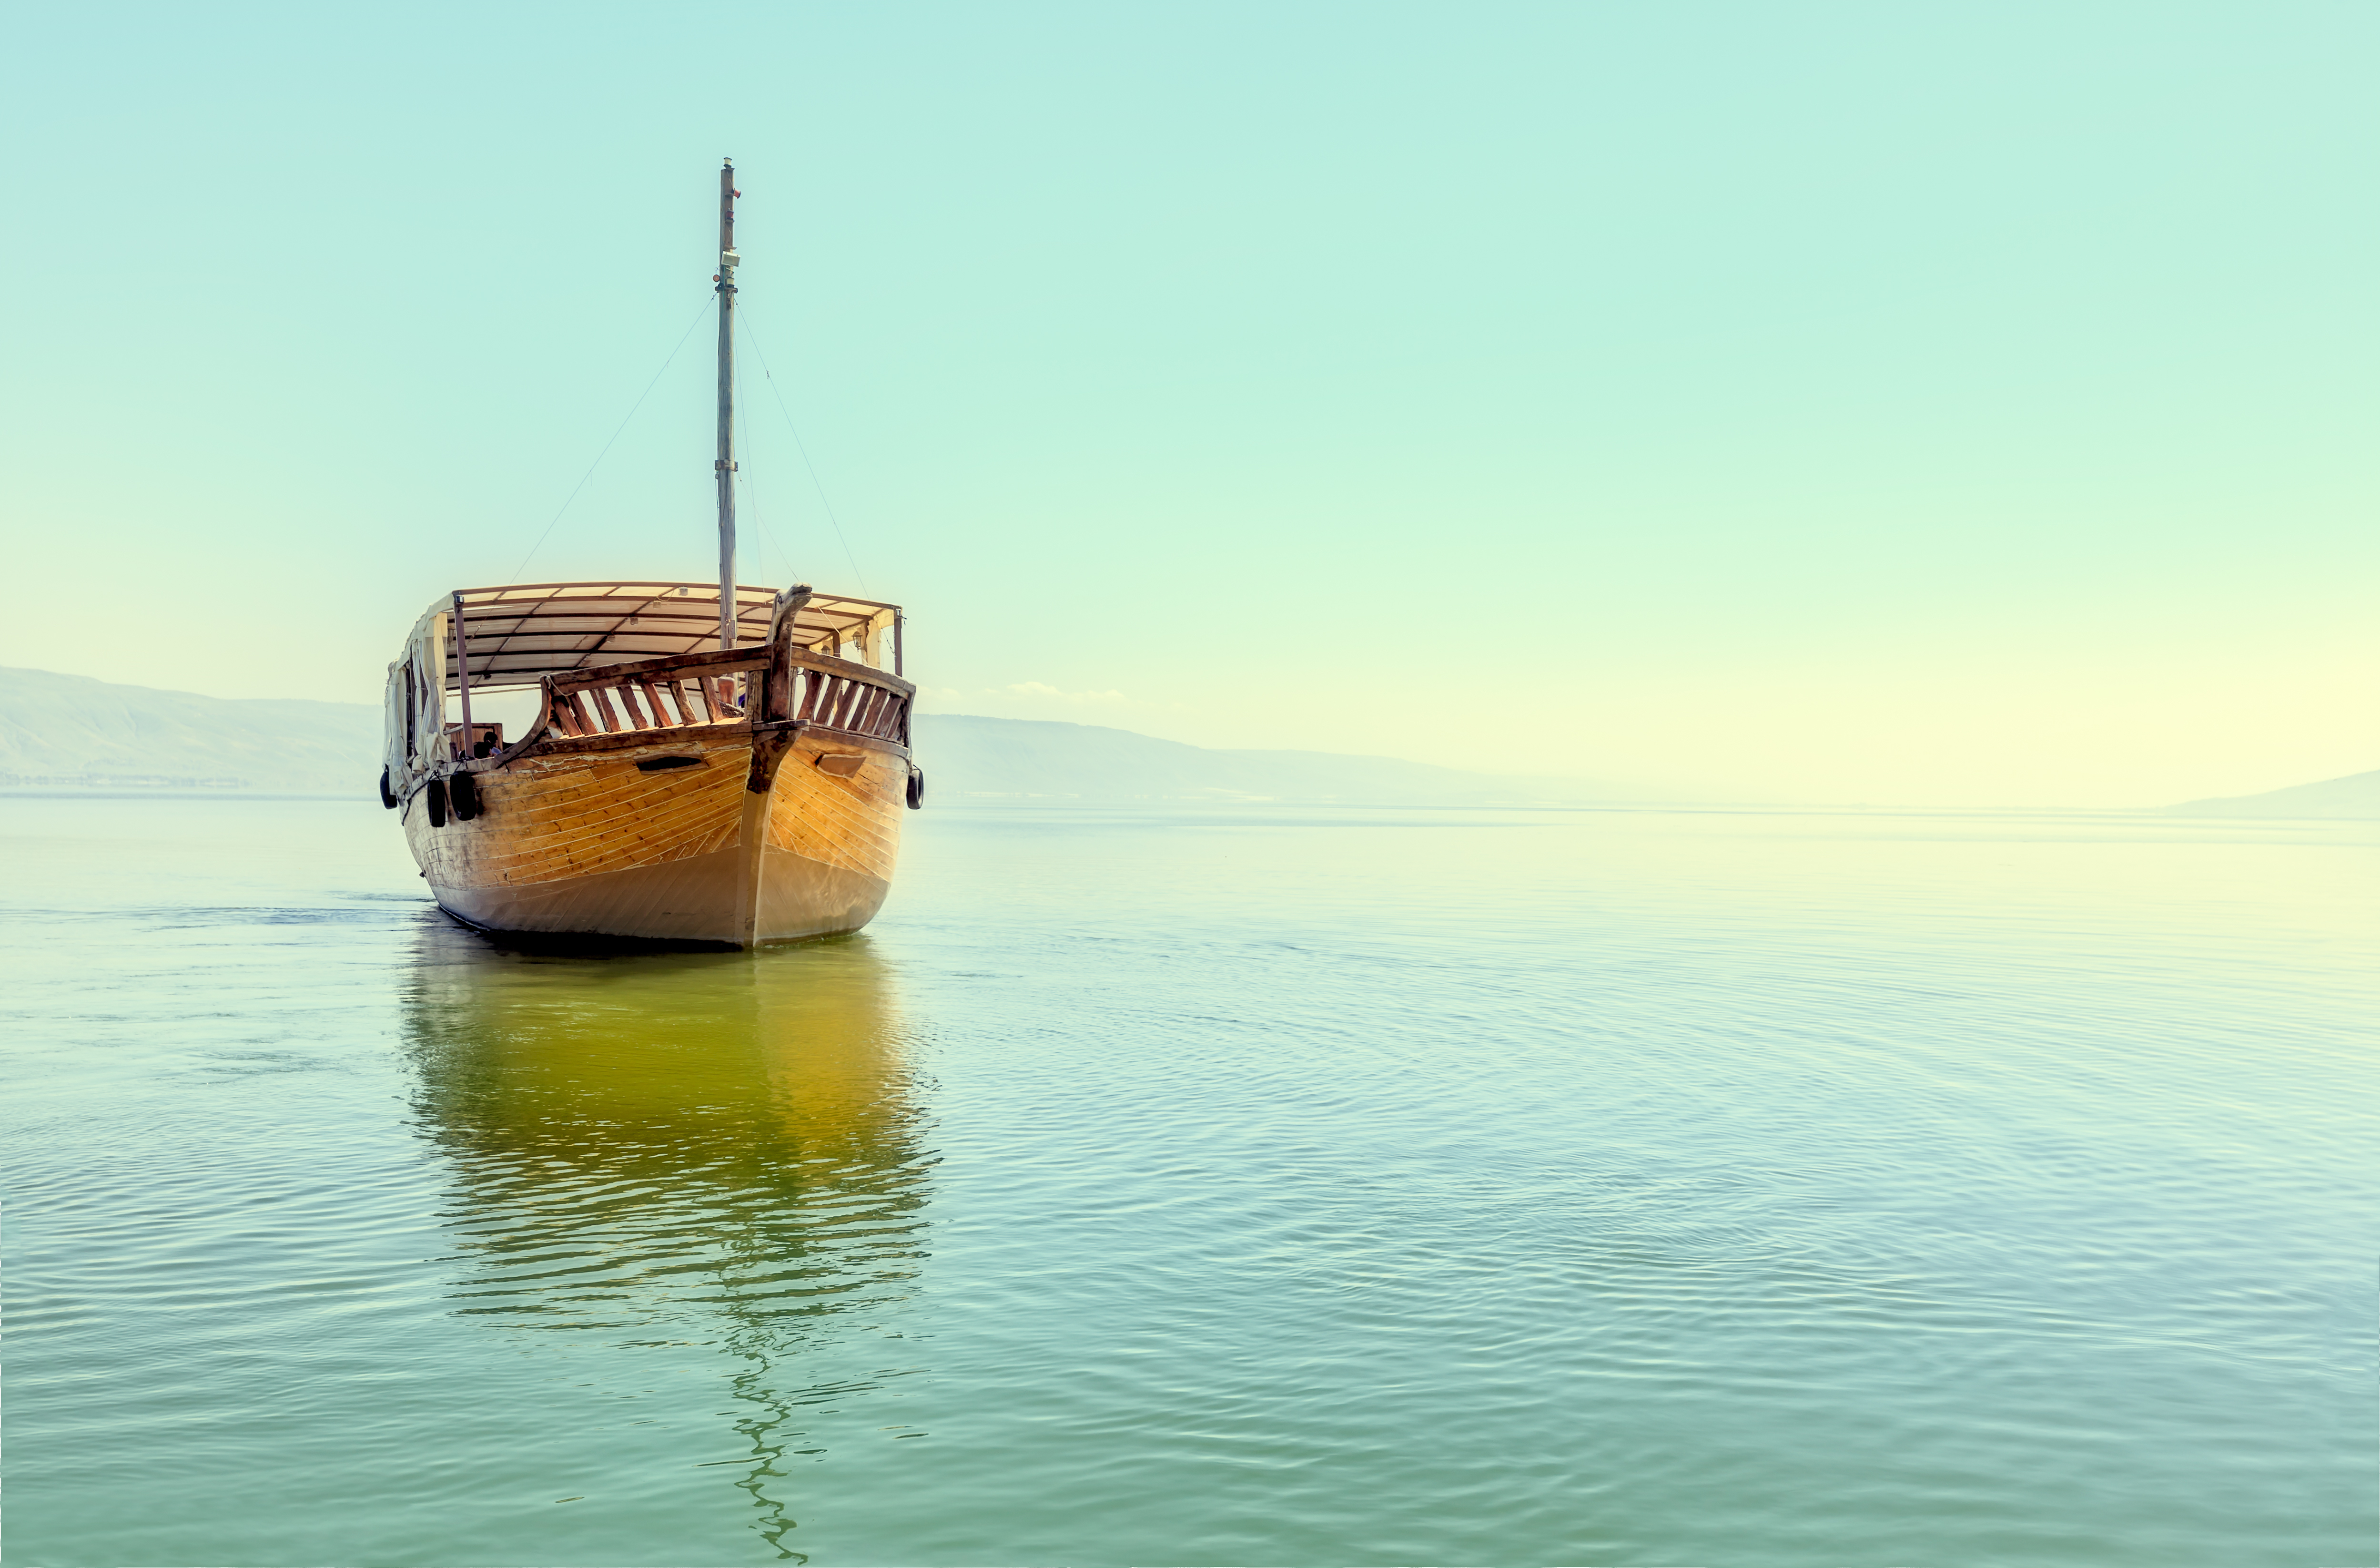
[399, 925, 932, 1559]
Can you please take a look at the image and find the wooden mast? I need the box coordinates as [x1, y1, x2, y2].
[451, 590, 474, 756]
[714, 159, 739, 650]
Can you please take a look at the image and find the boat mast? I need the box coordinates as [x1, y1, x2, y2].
[714, 158, 739, 649]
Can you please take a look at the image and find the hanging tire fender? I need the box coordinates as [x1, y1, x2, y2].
[378, 767, 398, 809]
[449, 773, 480, 822]
[905, 767, 925, 810]
[425, 777, 448, 828]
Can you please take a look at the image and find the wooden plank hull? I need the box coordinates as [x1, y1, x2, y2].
[404, 723, 907, 947]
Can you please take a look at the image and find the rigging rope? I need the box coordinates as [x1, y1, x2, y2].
[737, 462, 798, 583]
[737, 305, 869, 595]
[506, 293, 715, 585]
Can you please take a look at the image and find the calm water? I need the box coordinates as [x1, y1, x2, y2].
[3, 795, 2373, 1567]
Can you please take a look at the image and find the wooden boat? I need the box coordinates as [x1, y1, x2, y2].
[379, 162, 920, 947]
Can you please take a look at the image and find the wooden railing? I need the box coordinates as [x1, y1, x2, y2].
[526, 644, 913, 747]
[783, 650, 913, 744]
[541, 647, 768, 740]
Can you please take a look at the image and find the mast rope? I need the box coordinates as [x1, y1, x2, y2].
[506, 292, 715, 585]
[737, 463, 799, 582]
[738, 305, 868, 594]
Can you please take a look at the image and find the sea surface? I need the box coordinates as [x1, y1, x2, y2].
[3, 794, 2373, 1568]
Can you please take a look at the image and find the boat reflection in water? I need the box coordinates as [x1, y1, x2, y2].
[399, 920, 932, 1559]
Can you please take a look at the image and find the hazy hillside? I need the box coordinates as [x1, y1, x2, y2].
[2164, 770, 2380, 819]
[0, 667, 383, 794]
[0, 668, 1611, 804]
[910, 714, 1606, 804]
[15, 666, 2362, 815]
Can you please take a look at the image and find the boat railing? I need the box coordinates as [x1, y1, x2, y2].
[778, 649, 913, 745]
[539, 647, 770, 739]
[523, 643, 912, 748]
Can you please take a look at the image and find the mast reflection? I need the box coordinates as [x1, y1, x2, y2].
[399, 920, 932, 1560]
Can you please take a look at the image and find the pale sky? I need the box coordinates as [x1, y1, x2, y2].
[5, 2, 2371, 805]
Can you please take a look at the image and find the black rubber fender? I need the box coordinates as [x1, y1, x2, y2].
[905, 767, 925, 810]
[378, 767, 398, 809]
[425, 777, 448, 828]
[449, 773, 480, 822]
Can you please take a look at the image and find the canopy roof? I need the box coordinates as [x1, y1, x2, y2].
[405, 581, 900, 691]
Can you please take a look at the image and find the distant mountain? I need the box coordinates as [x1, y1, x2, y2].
[0, 668, 1622, 805]
[909, 713, 1618, 804]
[0, 667, 382, 794]
[2163, 770, 2380, 819]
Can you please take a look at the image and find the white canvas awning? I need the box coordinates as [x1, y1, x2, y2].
[402, 581, 901, 692]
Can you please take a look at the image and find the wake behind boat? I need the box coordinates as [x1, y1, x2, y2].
[378, 162, 921, 947]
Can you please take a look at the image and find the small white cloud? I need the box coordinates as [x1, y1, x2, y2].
[910, 685, 973, 708]
[989, 682, 1129, 706]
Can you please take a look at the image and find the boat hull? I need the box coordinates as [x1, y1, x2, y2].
[404, 723, 906, 947]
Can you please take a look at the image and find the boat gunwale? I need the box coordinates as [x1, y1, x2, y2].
[391, 640, 915, 811]
[499, 720, 911, 768]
